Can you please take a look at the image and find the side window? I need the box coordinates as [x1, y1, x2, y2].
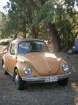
[18, 42, 31, 54]
[10, 43, 17, 55]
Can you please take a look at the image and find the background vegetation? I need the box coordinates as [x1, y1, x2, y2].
[0, 0, 78, 51]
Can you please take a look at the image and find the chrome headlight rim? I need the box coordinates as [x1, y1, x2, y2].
[23, 66, 32, 74]
[61, 64, 69, 73]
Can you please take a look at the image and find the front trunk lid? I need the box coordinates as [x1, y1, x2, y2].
[24, 52, 60, 76]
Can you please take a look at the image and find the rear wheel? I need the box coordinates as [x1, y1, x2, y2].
[2, 60, 8, 75]
[58, 78, 68, 87]
[14, 71, 24, 90]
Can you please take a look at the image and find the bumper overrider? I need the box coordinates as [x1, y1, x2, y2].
[22, 72, 71, 83]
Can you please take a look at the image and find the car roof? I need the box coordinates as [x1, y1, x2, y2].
[11, 38, 44, 44]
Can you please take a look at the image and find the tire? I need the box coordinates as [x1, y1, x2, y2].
[14, 73, 24, 90]
[4, 70, 8, 75]
[58, 78, 68, 87]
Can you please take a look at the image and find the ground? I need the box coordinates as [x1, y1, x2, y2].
[0, 53, 78, 105]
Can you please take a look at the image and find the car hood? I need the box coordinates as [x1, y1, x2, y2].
[18, 52, 61, 76]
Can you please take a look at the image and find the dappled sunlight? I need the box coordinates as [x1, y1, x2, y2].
[70, 82, 78, 105]
[74, 97, 78, 105]
[44, 53, 62, 62]
[71, 82, 78, 93]
[44, 53, 57, 58]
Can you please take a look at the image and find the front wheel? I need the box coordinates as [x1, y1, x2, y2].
[58, 78, 68, 87]
[14, 73, 24, 90]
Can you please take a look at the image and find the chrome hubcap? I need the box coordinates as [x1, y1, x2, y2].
[15, 75, 19, 85]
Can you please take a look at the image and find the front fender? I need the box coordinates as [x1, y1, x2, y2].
[15, 62, 26, 77]
[15, 61, 40, 77]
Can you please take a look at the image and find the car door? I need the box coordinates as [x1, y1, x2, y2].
[6, 43, 17, 75]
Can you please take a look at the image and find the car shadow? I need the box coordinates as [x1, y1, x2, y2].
[23, 82, 71, 92]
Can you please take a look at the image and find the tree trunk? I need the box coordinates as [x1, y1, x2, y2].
[13, 33, 18, 39]
[31, 26, 38, 38]
[23, 32, 26, 38]
[47, 22, 60, 52]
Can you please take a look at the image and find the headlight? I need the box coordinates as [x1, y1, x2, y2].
[23, 67, 32, 74]
[62, 64, 69, 73]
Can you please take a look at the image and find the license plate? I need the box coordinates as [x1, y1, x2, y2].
[50, 76, 58, 82]
[45, 76, 58, 82]
[45, 78, 50, 82]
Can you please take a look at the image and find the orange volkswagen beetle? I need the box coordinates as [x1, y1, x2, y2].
[2, 39, 71, 90]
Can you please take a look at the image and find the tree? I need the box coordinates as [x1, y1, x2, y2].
[4, 0, 78, 51]
[0, 12, 7, 38]
[32, 0, 78, 51]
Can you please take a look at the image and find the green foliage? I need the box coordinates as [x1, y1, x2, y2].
[3, 0, 78, 50]
[32, 0, 78, 49]
[0, 12, 7, 38]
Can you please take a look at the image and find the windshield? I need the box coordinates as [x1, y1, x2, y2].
[18, 40, 48, 54]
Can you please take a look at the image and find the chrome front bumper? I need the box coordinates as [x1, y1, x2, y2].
[22, 72, 71, 83]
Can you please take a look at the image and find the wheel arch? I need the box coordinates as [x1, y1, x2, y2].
[14, 67, 18, 74]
